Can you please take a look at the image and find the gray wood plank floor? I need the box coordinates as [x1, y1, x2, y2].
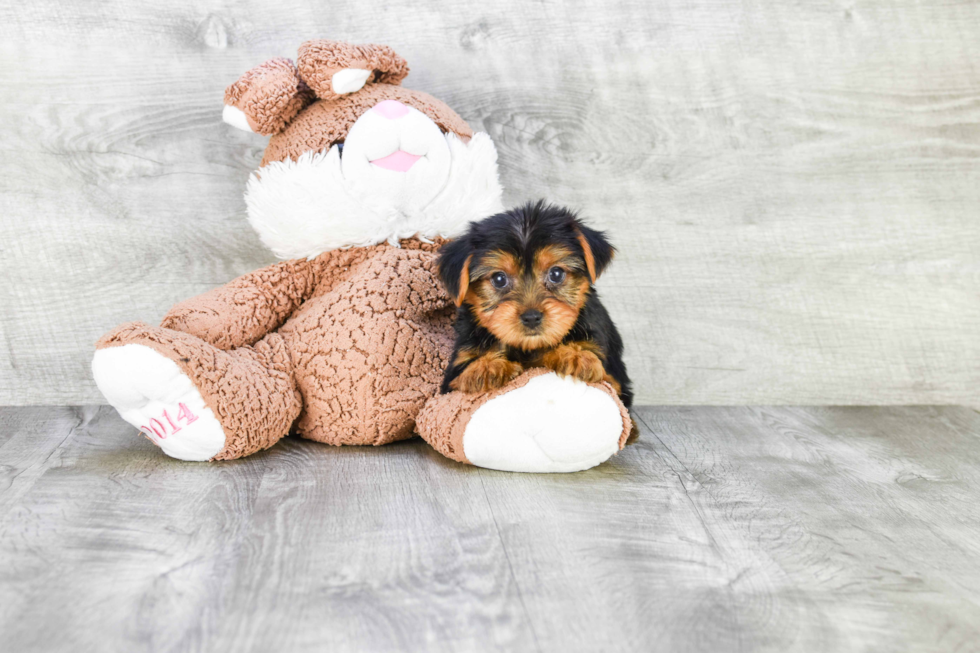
[1, 405, 979, 652]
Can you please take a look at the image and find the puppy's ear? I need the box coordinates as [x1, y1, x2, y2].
[574, 223, 615, 283]
[437, 239, 474, 307]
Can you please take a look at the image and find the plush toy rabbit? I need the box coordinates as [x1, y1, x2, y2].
[92, 40, 630, 472]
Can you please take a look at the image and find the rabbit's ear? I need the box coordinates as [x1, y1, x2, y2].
[297, 40, 409, 99]
[223, 58, 314, 135]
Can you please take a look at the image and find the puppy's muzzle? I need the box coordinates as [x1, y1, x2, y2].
[520, 309, 543, 329]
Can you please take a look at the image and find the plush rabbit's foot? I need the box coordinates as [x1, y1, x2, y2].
[92, 344, 226, 461]
[417, 369, 631, 473]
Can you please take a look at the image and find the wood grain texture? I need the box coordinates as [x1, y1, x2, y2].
[2, 405, 980, 652]
[0, 1, 978, 404]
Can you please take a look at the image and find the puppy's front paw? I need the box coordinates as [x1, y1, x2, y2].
[540, 342, 605, 384]
[451, 354, 523, 394]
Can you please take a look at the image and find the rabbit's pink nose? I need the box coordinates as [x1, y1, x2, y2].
[373, 100, 410, 119]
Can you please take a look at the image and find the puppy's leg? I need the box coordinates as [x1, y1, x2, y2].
[539, 341, 606, 384]
[600, 374, 640, 444]
[601, 374, 621, 395]
[594, 371, 640, 444]
[450, 348, 523, 394]
[626, 418, 641, 445]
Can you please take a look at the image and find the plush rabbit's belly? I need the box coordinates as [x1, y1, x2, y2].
[278, 247, 454, 446]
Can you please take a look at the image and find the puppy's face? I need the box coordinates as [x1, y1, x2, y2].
[466, 244, 590, 350]
[439, 202, 615, 351]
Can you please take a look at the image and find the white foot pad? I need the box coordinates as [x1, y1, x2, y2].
[463, 373, 624, 473]
[92, 344, 226, 461]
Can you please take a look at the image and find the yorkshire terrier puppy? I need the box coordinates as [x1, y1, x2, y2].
[437, 201, 634, 416]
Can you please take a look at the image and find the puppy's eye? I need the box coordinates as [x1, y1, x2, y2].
[490, 272, 509, 289]
[547, 267, 566, 284]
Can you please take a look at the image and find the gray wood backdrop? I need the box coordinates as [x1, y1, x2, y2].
[1, 0, 978, 406]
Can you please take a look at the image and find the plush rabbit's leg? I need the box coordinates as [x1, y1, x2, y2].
[92, 322, 301, 461]
[416, 368, 631, 473]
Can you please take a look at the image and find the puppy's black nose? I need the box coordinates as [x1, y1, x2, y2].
[520, 309, 543, 328]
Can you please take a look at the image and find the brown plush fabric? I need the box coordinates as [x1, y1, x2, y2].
[96, 322, 303, 461]
[100, 239, 457, 458]
[222, 40, 472, 166]
[160, 248, 383, 350]
[416, 368, 633, 466]
[277, 241, 455, 446]
[297, 40, 409, 100]
[223, 58, 315, 136]
[260, 84, 474, 166]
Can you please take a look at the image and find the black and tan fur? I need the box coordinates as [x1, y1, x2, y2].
[436, 202, 634, 419]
